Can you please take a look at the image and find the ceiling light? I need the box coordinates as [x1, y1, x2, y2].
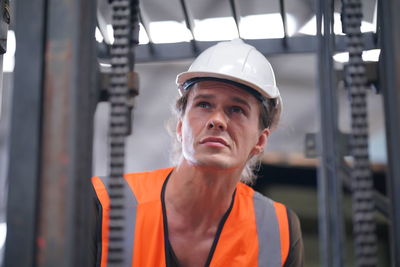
[97, 24, 149, 45]
[193, 17, 238, 41]
[299, 13, 376, 35]
[0, 223, 6, 253]
[95, 27, 104, 43]
[106, 24, 114, 44]
[333, 49, 381, 63]
[362, 49, 381, 62]
[240, 13, 296, 39]
[149, 21, 192, 44]
[360, 21, 375, 33]
[4, 30, 15, 73]
[333, 52, 349, 63]
[298, 14, 344, 35]
[100, 62, 111, 68]
[298, 15, 316, 35]
[139, 23, 149, 44]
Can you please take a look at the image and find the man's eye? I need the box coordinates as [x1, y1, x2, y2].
[231, 106, 244, 114]
[197, 102, 211, 108]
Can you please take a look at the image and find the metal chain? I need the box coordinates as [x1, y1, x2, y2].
[108, 0, 131, 265]
[341, 0, 378, 266]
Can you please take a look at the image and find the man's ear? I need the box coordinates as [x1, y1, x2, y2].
[251, 128, 270, 156]
[176, 119, 183, 142]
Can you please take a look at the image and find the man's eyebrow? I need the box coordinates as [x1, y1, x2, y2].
[231, 96, 252, 110]
[192, 94, 215, 101]
[192, 94, 252, 110]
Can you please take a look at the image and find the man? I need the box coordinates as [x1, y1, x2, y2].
[93, 39, 303, 266]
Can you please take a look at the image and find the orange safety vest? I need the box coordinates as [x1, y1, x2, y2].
[92, 167, 290, 267]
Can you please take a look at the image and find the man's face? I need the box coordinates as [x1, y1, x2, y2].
[176, 80, 270, 172]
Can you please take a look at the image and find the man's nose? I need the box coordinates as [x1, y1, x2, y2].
[207, 110, 227, 131]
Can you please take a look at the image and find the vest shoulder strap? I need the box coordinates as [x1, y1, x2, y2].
[253, 191, 290, 267]
[92, 176, 138, 267]
[124, 167, 174, 202]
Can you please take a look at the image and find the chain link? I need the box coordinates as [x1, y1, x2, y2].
[107, 0, 131, 265]
[341, 0, 378, 266]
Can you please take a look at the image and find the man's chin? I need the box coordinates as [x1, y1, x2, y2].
[191, 155, 237, 171]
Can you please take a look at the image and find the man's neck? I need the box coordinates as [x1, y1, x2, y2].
[165, 160, 241, 232]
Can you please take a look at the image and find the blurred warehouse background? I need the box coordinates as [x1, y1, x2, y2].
[0, 0, 398, 266]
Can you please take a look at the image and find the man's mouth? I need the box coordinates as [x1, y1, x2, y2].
[200, 137, 229, 147]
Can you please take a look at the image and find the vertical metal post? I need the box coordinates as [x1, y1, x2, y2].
[138, 11, 155, 55]
[316, 0, 345, 266]
[35, 0, 98, 266]
[229, 0, 241, 38]
[4, 0, 46, 265]
[178, 0, 198, 53]
[279, 0, 288, 47]
[379, 0, 400, 265]
[0, 0, 9, 104]
[0, 3, 10, 246]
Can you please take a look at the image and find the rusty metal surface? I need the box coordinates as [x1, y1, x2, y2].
[35, 0, 98, 266]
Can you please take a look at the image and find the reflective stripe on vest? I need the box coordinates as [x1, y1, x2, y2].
[93, 176, 138, 267]
[253, 191, 289, 266]
[93, 169, 290, 267]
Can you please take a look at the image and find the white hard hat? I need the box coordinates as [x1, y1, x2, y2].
[176, 39, 282, 127]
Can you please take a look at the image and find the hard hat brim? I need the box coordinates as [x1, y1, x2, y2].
[176, 71, 280, 100]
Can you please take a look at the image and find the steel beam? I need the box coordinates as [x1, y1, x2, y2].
[178, 0, 198, 53]
[138, 9, 155, 55]
[229, 0, 241, 38]
[379, 0, 400, 265]
[279, 0, 288, 47]
[316, 0, 345, 266]
[34, 0, 98, 266]
[112, 33, 377, 63]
